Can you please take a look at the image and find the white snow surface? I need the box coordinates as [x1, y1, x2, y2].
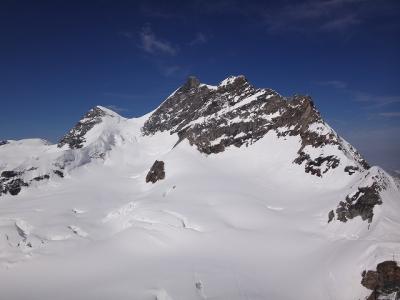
[0, 107, 399, 300]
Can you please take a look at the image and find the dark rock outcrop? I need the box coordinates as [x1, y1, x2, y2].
[145, 160, 165, 183]
[32, 174, 50, 181]
[344, 165, 360, 175]
[362, 261, 400, 299]
[0, 178, 28, 196]
[336, 168, 388, 223]
[328, 210, 335, 223]
[142, 76, 368, 177]
[336, 183, 383, 223]
[53, 170, 64, 178]
[58, 106, 107, 149]
[294, 152, 340, 177]
[0, 170, 28, 196]
[0, 140, 8, 146]
[1, 170, 20, 178]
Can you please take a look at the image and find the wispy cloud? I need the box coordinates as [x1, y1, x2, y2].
[378, 112, 400, 118]
[320, 14, 361, 31]
[316, 79, 400, 108]
[189, 32, 208, 46]
[105, 105, 129, 113]
[353, 92, 400, 108]
[118, 31, 134, 39]
[103, 92, 139, 100]
[264, 0, 370, 33]
[341, 126, 400, 171]
[160, 65, 181, 77]
[139, 24, 178, 55]
[317, 80, 347, 89]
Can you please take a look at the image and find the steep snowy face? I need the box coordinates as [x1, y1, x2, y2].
[142, 76, 368, 177]
[58, 106, 123, 149]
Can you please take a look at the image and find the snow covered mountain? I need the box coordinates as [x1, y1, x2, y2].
[0, 76, 399, 300]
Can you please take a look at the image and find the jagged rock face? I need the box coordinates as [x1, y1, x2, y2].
[58, 107, 107, 149]
[332, 168, 388, 223]
[142, 76, 368, 176]
[146, 160, 165, 183]
[336, 183, 383, 223]
[362, 261, 400, 299]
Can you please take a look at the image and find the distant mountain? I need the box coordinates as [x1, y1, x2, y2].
[0, 76, 399, 300]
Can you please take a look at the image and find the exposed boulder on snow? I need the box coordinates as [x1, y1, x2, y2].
[328, 210, 335, 223]
[361, 260, 400, 300]
[53, 170, 64, 178]
[58, 106, 110, 149]
[344, 165, 359, 175]
[6, 179, 28, 195]
[32, 174, 50, 181]
[0, 140, 8, 146]
[146, 160, 165, 183]
[142, 76, 368, 177]
[1, 170, 21, 178]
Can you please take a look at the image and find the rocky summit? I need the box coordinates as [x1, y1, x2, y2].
[0, 75, 399, 300]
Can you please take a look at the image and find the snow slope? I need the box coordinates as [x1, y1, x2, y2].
[0, 77, 399, 300]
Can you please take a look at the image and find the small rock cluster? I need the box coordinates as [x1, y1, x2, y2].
[0, 169, 64, 196]
[0, 171, 28, 196]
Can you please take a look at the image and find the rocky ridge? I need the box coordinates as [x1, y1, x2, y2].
[142, 76, 368, 177]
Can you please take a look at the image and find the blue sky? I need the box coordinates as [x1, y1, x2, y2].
[1, 0, 399, 171]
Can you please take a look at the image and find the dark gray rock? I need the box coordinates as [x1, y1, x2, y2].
[146, 160, 165, 183]
[0, 140, 8, 146]
[58, 106, 107, 149]
[53, 170, 64, 178]
[294, 152, 340, 177]
[328, 210, 335, 223]
[0, 170, 27, 196]
[362, 261, 400, 300]
[336, 183, 383, 223]
[334, 169, 389, 224]
[5, 179, 28, 196]
[32, 174, 50, 181]
[1, 170, 20, 178]
[344, 165, 359, 175]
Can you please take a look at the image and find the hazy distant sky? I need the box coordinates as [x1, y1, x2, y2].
[1, 0, 399, 171]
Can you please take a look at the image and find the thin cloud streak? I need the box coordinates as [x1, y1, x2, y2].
[316, 79, 400, 108]
[378, 112, 400, 118]
[264, 0, 373, 33]
[139, 24, 178, 55]
[189, 32, 208, 46]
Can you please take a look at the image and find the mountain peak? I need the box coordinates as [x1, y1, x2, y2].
[58, 106, 120, 149]
[219, 75, 247, 87]
[183, 76, 201, 90]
